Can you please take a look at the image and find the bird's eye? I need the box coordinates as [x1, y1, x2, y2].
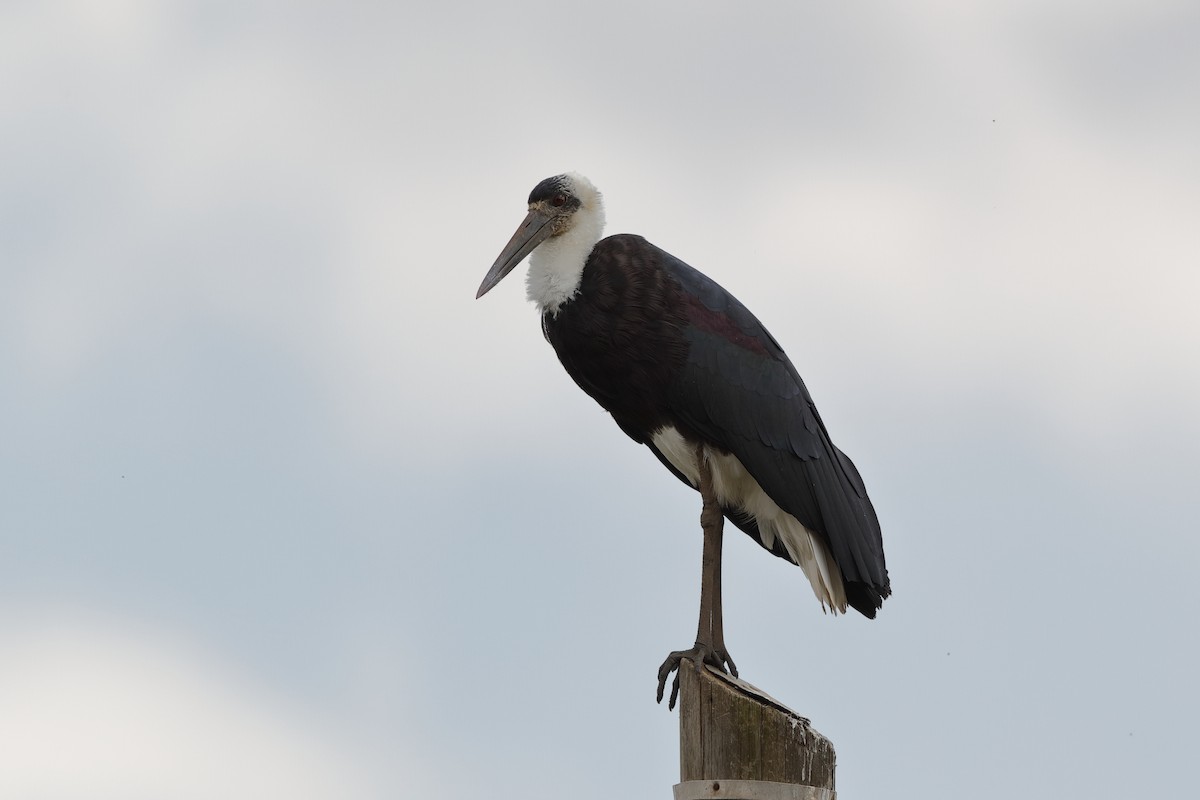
[551, 194, 567, 207]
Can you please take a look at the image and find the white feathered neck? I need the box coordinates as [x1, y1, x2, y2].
[525, 173, 606, 315]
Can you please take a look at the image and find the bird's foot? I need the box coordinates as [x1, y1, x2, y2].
[656, 642, 738, 710]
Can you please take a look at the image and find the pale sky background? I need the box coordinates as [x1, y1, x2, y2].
[3, 1, 1198, 798]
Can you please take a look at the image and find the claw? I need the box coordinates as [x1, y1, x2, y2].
[656, 650, 689, 710]
[656, 643, 738, 711]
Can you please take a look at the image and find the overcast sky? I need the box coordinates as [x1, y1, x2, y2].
[3, 2, 1198, 798]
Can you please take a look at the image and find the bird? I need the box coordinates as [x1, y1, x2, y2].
[476, 173, 890, 709]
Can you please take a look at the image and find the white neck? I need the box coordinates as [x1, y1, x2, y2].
[526, 177, 606, 315]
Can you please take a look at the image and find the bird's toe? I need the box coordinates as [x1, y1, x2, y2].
[656, 643, 738, 711]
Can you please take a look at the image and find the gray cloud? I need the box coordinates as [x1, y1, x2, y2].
[2, 2, 1197, 798]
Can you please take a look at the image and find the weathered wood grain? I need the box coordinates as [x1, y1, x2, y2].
[677, 663, 836, 798]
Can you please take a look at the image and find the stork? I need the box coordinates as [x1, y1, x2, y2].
[476, 173, 890, 709]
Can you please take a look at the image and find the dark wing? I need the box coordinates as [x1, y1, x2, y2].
[657, 248, 891, 617]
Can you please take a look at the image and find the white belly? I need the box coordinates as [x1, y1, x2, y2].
[651, 425, 848, 613]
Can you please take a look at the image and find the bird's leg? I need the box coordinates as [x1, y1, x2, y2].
[657, 443, 739, 710]
[704, 465, 734, 671]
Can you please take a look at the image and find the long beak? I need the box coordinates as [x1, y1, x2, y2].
[476, 208, 556, 299]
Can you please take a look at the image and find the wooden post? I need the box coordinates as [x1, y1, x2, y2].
[674, 664, 837, 800]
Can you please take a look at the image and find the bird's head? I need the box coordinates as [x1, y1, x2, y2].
[476, 172, 604, 299]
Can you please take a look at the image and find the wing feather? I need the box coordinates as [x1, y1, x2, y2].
[659, 251, 891, 615]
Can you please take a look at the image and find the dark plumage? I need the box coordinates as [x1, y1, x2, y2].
[545, 233, 889, 617]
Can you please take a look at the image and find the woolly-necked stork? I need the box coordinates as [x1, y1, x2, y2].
[476, 173, 890, 708]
